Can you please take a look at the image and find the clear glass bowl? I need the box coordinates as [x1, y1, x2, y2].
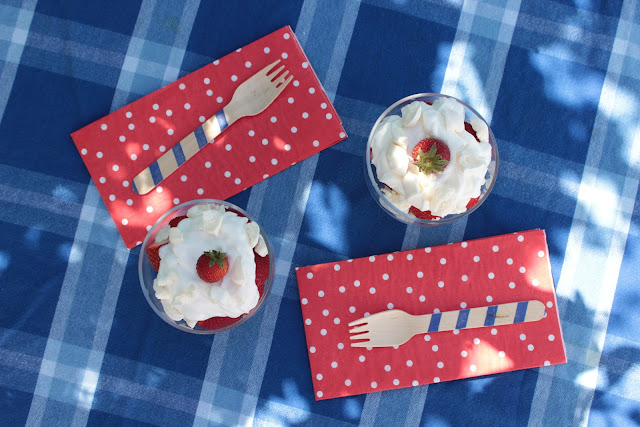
[138, 199, 274, 334]
[365, 93, 499, 225]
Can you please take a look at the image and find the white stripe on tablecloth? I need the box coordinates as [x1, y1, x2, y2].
[528, 0, 640, 426]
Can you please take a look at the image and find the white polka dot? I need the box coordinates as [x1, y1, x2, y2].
[281, 52, 288, 59]
[369, 287, 376, 294]
[284, 144, 291, 151]
[100, 123, 107, 130]
[491, 328, 497, 335]
[320, 329, 327, 336]
[509, 282, 516, 289]
[197, 188, 204, 195]
[271, 158, 278, 165]
[460, 302, 467, 308]
[180, 175, 187, 182]
[159, 145, 166, 152]
[96, 151, 103, 158]
[206, 89, 213, 96]
[344, 379, 351, 387]
[309, 87, 315, 94]
[547, 301, 553, 308]
[318, 290, 325, 297]
[488, 272, 495, 279]
[288, 97, 294, 104]
[306, 272, 313, 279]
[453, 329, 460, 335]
[145, 206, 153, 213]
[470, 365, 477, 372]
[224, 171, 231, 178]
[203, 77, 210, 84]
[520, 334, 526, 341]
[387, 303, 394, 309]
[461, 350, 468, 357]
[406, 287, 413, 294]
[371, 381, 377, 389]
[440, 258, 446, 265]
[156, 186, 163, 193]
[112, 164, 119, 171]
[412, 380, 419, 386]
[301, 298, 308, 305]
[231, 75, 238, 82]
[316, 374, 323, 380]
[245, 61, 251, 68]
[544, 361, 551, 366]
[462, 275, 468, 282]
[434, 309, 440, 313]
[349, 306, 356, 313]
[499, 351, 506, 358]
[205, 161, 211, 168]
[178, 83, 185, 90]
[528, 344, 534, 351]
[247, 130, 255, 137]
[234, 178, 241, 185]
[121, 218, 128, 225]
[486, 295, 493, 302]
[247, 156, 256, 163]
[419, 295, 426, 302]
[492, 245, 499, 252]
[293, 80, 299, 87]
[166, 109, 172, 116]
[149, 115, 156, 124]
[354, 280, 360, 287]
[126, 199, 133, 206]
[184, 103, 190, 110]
[309, 346, 316, 353]
[393, 379, 400, 386]
[173, 198, 179, 205]
[167, 129, 174, 135]
[264, 47, 270, 53]
[382, 273, 389, 280]
[152, 104, 159, 110]
[302, 112, 309, 119]
[538, 250, 545, 258]
[417, 271, 424, 278]
[217, 96, 223, 103]
[423, 335, 431, 342]
[317, 391, 323, 398]
[313, 140, 319, 147]
[519, 266, 526, 273]
[305, 319, 311, 325]
[359, 355, 365, 362]
[532, 279, 540, 287]
[507, 258, 513, 265]
[270, 116, 277, 123]
[474, 338, 481, 345]
[386, 254, 394, 261]
[432, 345, 439, 352]
[81, 148, 87, 155]
[122, 180, 129, 187]
[407, 254, 413, 261]
[109, 195, 116, 201]
[518, 235, 524, 242]
[548, 334, 555, 341]
[437, 362, 444, 368]
[199, 116, 206, 123]
[225, 144, 232, 151]
[291, 127, 297, 133]
[322, 309, 329, 317]
[263, 174, 269, 179]
[261, 138, 269, 146]
[338, 343, 344, 349]
[326, 113, 332, 119]
[143, 144, 149, 150]
[461, 242, 468, 248]
[406, 360, 413, 367]
[438, 281, 444, 288]
[473, 256, 480, 262]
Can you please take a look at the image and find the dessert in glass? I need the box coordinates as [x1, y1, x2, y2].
[365, 93, 498, 225]
[138, 199, 274, 334]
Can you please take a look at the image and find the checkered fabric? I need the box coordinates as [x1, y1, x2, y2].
[1, 0, 639, 425]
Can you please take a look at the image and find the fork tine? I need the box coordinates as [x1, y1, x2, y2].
[349, 332, 370, 340]
[274, 70, 290, 84]
[261, 59, 281, 76]
[348, 317, 368, 327]
[348, 324, 370, 334]
[350, 341, 373, 347]
[267, 65, 286, 80]
[277, 74, 293, 89]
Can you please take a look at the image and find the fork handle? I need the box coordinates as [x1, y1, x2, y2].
[419, 300, 546, 334]
[131, 108, 234, 195]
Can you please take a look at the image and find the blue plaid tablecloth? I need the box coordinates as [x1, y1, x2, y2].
[2, 0, 639, 425]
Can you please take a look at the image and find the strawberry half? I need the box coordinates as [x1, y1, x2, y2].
[464, 122, 480, 142]
[147, 240, 168, 272]
[412, 138, 450, 174]
[169, 215, 188, 228]
[196, 250, 229, 283]
[409, 206, 441, 221]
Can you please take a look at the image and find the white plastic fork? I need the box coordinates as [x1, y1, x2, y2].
[132, 59, 293, 195]
[348, 300, 546, 348]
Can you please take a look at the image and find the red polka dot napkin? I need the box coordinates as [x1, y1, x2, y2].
[295, 229, 566, 400]
[71, 26, 346, 248]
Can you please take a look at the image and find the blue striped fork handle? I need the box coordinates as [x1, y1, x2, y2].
[348, 300, 546, 348]
[132, 59, 292, 195]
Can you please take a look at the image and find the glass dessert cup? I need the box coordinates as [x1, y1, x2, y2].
[138, 199, 274, 334]
[365, 93, 499, 226]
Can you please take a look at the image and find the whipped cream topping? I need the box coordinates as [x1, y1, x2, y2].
[153, 204, 266, 327]
[370, 98, 492, 217]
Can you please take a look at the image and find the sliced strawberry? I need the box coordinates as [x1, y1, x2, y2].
[411, 138, 450, 174]
[147, 240, 168, 272]
[465, 122, 480, 142]
[409, 206, 441, 221]
[197, 315, 242, 330]
[169, 215, 188, 228]
[466, 197, 480, 209]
